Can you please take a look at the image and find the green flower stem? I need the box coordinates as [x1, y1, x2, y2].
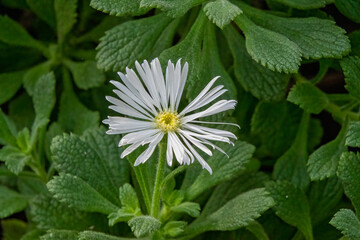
[151, 141, 167, 218]
[325, 102, 359, 122]
[161, 164, 188, 189]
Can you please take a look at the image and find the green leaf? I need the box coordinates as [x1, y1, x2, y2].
[16, 127, 31, 153]
[8, 93, 35, 130]
[64, 60, 105, 90]
[273, 113, 310, 190]
[341, 57, 360, 100]
[140, 0, 205, 18]
[29, 194, 90, 230]
[33, 72, 56, 120]
[54, 0, 77, 43]
[90, 0, 148, 16]
[40, 230, 78, 240]
[17, 175, 47, 196]
[185, 188, 274, 236]
[1, 219, 27, 240]
[19, 229, 44, 240]
[47, 173, 119, 214]
[346, 121, 360, 147]
[287, 81, 329, 114]
[51, 134, 120, 205]
[79, 231, 136, 240]
[185, 140, 255, 200]
[274, 0, 333, 9]
[26, 0, 56, 28]
[308, 122, 347, 180]
[0, 71, 24, 105]
[171, 202, 200, 217]
[23, 61, 52, 96]
[96, 14, 172, 72]
[128, 215, 161, 238]
[0, 186, 28, 218]
[82, 127, 130, 189]
[0, 108, 17, 146]
[236, 2, 350, 59]
[0, 145, 30, 174]
[163, 221, 187, 237]
[203, 0, 242, 29]
[335, 0, 360, 23]
[251, 101, 302, 157]
[58, 76, 99, 134]
[224, 24, 289, 101]
[309, 177, 343, 225]
[330, 209, 360, 240]
[349, 30, 360, 57]
[119, 183, 139, 210]
[235, 15, 302, 73]
[0, 15, 44, 50]
[108, 208, 136, 226]
[246, 221, 270, 240]
[338, 152, 360, 215]
[266, 181, 313, 240]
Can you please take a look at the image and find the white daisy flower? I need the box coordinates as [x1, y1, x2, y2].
[103, 58, 238, 174]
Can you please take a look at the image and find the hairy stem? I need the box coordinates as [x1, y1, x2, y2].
[151, 141, 166, 218]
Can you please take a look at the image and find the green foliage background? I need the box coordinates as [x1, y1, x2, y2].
[0, 0, 360, 239]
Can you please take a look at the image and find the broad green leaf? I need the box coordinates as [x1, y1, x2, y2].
[8, 93, 35, 130]
[349, 30, 360, 57]
[346, 121, 360, 147]
[17, 175, 47, 196]
[90, 0, 148, 16]
[338, 152, 360, 215]
[0, 145, 30, 174]
[96, 14, 172, 71]
[0, 16, 44, 50]
[308, 122, 347, 180]
[47, 173, 119, 214]
[236, 2, 350, 59]
[274, 0, 333, 9]
[251, 101, 302, 157]
[235, 15, 302, 73]
[1, 219, 27, 240]
[51, 134, 120, 205]
[184, 188, 274, 236]
[40, 230, 78, 240]
[309, 177, 343, 225]
[330, 209, 360, 240]
[128, 215, 161, 238]
[273, 113, 310, 190]
[26, 0, 56, 28]
[335, 0, 360, 23]
[58, 73, 99, 134]
[119, 183, 139, 210]
[79, 231, 137, 240]
[29, 194, 90, 230]
[163, 221, 187, 237]
[0, 0, 28, 9]
[0, 71, 24, 105]
[0, 108, 17, 146]
[82, 127, 130, 189]
[224, 25, 289, 101]
[140, 0, 206, 18]
[287, 81, 329, 114]
[203, 0, 242, 29]
[54, 0, 77, 43]
[266, 181, 313, 240]
[0, 186, 28, 218]
[19, 229, 44, 240]
[16, 127, 31, 153]
[185, 140, 255, 200]
[108, 208, 138, 226]
[23, 61, 52, 96]
[64, 60, 105, 90]
[33, 72, 56, 120]
[341, 57, 360, 100]
[246, 221, 270, 240]
[171, 202, 200, 217]
[160, 13, 236, 101]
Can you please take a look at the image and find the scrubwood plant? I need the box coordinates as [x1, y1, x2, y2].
[0, 0, 360, 239]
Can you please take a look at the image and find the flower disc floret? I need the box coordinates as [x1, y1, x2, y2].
[155, 111, 180, 132]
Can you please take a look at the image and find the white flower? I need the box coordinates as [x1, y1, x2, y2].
[103, 58, 238, 174]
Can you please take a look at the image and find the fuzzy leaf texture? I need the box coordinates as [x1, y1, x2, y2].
[140, 0, 206, 18]
[90, 0, 148, 16]
[128, 216, 161, 238]
[40, 230, 78, 240]
[0, 145, 30, 174]
[266, 181, 313, 240]
[203, 0, 242, 29]
[0, 186, 28, 218]
[330, 209, 360, 240]
[346, 121, 360, 147]
[337, 152, 360, 215]
[54, 0, 77, 42]
[33, 72, 56, 120]
[341, 56, 360, 100]
[79, 231, 136, 240]
[287, 81, 329, 114]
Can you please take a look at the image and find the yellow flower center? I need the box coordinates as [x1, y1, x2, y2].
[155, 111, 180, 132]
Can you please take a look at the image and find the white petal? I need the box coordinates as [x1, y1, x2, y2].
[166, 134, 173, 166]
[168, 132, 185, 164]
[134, 132, 164, 166]
[106, 96, 152, 120]
[112, 90, 153, 118]
[190, 120, 240, 128]
[103, 116, 153, 134]
[184, 123, 237, 139]
[120, 129, 160, 146]
[121, 142, 142, 158]
[175, 62, 188, 110]
[181, 136, 212, 174]
[178, 130, 213, 156]
[151, 58, 168, 110]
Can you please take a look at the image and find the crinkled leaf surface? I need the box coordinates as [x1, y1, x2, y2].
[0, 186, 28, 218]
[140, 0, 206, 18]
[266, 181, 313, 240]
[330, 209, 360, 240]
[341, 56, 360, 100]
[203, 0, 242, 29]
[90, 0, 148, 16]
[40, 230, 78, 240]
[54, 0, 77, 42]
[33, 72, 56, 120]
[346, 121, 360, 147]
[0, 145, 29, 174]
[128, 215, 161, 238]
[224, 25, 289, 101]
